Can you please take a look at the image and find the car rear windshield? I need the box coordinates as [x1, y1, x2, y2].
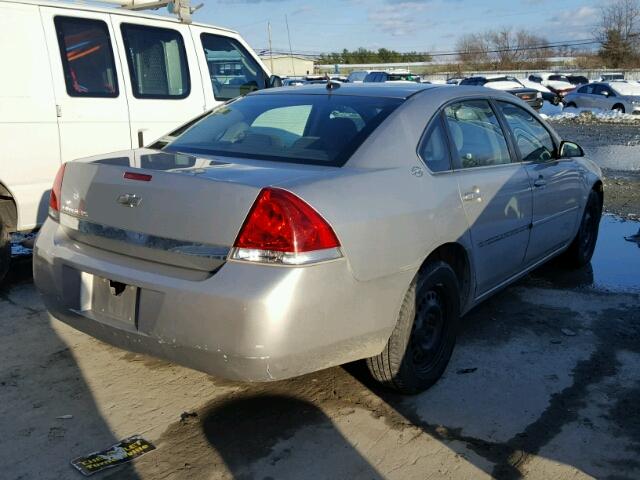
[164, 94, 403, 166]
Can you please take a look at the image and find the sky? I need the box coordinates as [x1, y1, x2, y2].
[190, 0, 602, 54]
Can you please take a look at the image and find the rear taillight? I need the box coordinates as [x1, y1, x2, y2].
[231, 187, 342, 265]
[49, 163, 67, 219]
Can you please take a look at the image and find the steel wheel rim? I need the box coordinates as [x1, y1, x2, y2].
[411, 287, 448, 373]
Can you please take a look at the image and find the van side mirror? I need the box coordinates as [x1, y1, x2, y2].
[268, 75, 283, 88]
[559, 141, 584, 158]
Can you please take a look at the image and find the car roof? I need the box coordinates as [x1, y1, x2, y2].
[6, 0, 237, 33]
[252, 83, 440, 99]
[250, 83, 516, 103]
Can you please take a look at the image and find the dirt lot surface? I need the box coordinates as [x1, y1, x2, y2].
[2, 212, 639, 480]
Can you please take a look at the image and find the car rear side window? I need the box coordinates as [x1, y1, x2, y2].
[200, 33, 267, 101]
[497, 102, 555, 163]
[54, 16, 118, 97]
[165, 94, 403, 167]
[121, 24, 190, 99]
[419, 118, 451, 172]
[444, 100, 511, 168]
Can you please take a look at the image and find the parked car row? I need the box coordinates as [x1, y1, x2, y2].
[446, 72, 640, 114]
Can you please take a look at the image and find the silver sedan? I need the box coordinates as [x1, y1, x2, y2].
[563, 81, 640, 114]
[34, 84, 603, 393]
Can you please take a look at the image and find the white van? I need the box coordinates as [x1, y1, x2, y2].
[0, 0, 280, 278]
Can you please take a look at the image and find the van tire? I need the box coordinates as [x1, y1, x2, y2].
[366, 261, 460, 394]
[0, 210, 11, 284]
[562, 190, 601, 268]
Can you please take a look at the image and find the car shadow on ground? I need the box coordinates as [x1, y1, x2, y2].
[119, 257, 640, 480]
[0, 258, 143, 480]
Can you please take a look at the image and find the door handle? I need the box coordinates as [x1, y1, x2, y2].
[534, 177, 547, 188]
[462, 186, 482, 202]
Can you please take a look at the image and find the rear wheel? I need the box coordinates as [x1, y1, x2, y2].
[367, 261, 460, 394]
[562, 190, 601, 268]
[565, 102, 577, 109]
[612, 104, 625, 114]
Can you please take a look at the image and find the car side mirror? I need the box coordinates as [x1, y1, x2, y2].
[602, 91, 609, 97]
[559, 141, 584, 158]
[268, 75, 283, 88]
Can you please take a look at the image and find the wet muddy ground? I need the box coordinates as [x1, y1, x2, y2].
[2, 210, 639, 480]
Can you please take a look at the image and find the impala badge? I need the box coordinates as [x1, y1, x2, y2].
[117, 193, 142, 208]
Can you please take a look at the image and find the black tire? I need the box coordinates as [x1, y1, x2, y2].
[0, 211, 10, 284]
[366, 261, 460, 394]
[612, 104, 625, 114]
[562, 190, 601, 268]
[565, 102, 577, 108]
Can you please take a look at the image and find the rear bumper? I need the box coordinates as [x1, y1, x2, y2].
[34, 219, 409, 381]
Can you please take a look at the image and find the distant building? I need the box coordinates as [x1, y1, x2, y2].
[259, 54, 315, 77]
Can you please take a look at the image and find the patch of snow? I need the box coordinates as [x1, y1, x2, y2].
[541, 104, 640, 124]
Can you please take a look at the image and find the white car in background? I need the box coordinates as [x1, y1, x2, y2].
[563, 81, 640, 114]
[519, 78, 561, 105]
[528, 73, 575, 98]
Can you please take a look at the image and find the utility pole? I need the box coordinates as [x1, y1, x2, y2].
[285, 14, 296, 77]
[268, 21, 274, 74]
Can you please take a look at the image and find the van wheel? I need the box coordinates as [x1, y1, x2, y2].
[367, 261, 460, 394]
[612, 104, 625, 114]
[0, 212, 11, 284]
[562, 190, 601, 268]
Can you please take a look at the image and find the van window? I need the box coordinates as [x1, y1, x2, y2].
[121, 24, 190, 99]
[54, 16, 118, 97]
[200, 34, 267, 101]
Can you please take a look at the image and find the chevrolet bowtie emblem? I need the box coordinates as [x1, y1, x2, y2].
[117, 193, 142, 208]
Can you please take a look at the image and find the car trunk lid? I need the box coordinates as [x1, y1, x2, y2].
[58, 149, 333, 272]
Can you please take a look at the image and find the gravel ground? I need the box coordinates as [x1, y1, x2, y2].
[552, 121, 640, 219]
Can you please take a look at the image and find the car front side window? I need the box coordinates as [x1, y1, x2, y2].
[497, 101, 555, 163]
[444, 100, 511, 168]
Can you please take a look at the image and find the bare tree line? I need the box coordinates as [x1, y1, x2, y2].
[455, 0, 640, 70]
[597, 0, 640, 68]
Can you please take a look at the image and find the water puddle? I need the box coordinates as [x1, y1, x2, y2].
[531, 215, 640, 293]
[591, 215, 640, 292]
